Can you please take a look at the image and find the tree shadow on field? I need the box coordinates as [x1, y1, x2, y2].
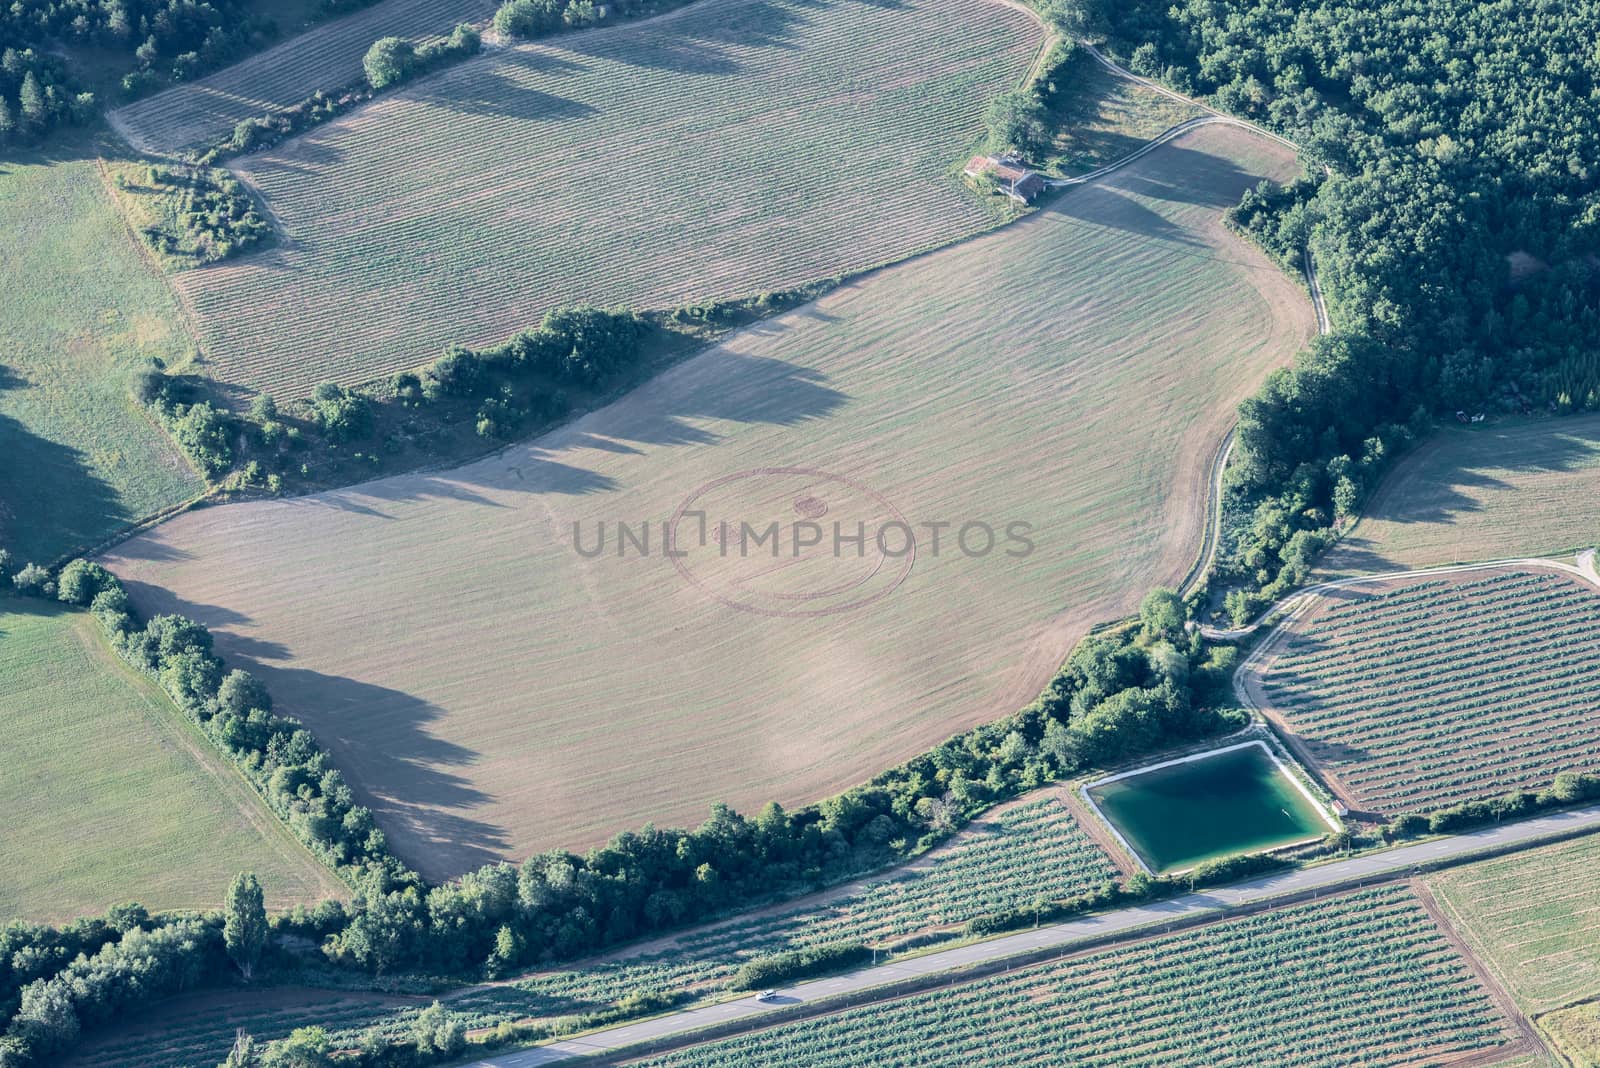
[560, 0, 814, 76]
[454, 350, 850, 494]
[320, 452, 623, 515]
[410, 61, 601, 124]
[1044, 185, 1202, 251]
[248, 661, 511, 878]
[0, 374, 126, 567]
[1107, 141, 1265, 211]
[1318, 420, 1600, 573]
[96, 576, 510, 875]
[1043, 140, 1286, 259]
[240, 132, 349, 180]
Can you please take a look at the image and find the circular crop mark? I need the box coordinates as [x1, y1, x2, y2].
[668, 467, 915, 618]
[793, 495, 829, 519]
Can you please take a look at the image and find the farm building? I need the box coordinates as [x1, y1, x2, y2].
[964, 153, 1046, 202]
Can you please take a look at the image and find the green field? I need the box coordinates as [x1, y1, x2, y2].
[108, 0, 499, 154]
[1318, 417, 1600, 578]
[1539, 1002, 1600, 1067]
[1429, 833, 1600, 1014]
[1250, 569, 1600, 815]
[0, 599, 344, 923]
[68, 794, 1116, 1066]
[1038, 47, 1203, 176]
[104, 123, 1312, 878]
[1086, 742, 1332, 873]
[634, 885, 1513, 1067]
[168, 0, 1044, 398]
[0, 148, 203, 565]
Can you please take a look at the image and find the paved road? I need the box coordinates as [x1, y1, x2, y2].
[466, 802, 1600, 1066]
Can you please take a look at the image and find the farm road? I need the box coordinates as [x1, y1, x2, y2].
[464, 803, 1600, 1066]
[1070, 44, 1333, 338]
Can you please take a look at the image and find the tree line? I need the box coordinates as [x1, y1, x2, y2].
[491, 0, 691, 40]
[0, 554, 1245, 1062]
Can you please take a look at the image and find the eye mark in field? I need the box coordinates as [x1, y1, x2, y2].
[667, 466, 916, 618]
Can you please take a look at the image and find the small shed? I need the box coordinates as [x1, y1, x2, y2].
[964, 153, 1046, 203]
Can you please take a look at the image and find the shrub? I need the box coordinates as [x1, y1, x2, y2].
[728, 941, 870, 990]
[362, 36, 417, 90]
[11, 563, 50, 595]
[309, 383, 372, 442]
[493, 0, 564, 38]
[167, 401, 234, 477]
[1187, 851, 1293, 888]
[56, 560, 114, 606]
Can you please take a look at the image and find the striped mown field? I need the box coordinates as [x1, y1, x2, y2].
[1316, 415, 1600, 579]
[1249, 568, 1600, 815]
[105, 125, 1312, 879]
[170, 0, 1044, 398]
[108, 0, 499, 154]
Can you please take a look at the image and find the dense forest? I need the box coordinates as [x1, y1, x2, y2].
[1083, 0, 1600, 617]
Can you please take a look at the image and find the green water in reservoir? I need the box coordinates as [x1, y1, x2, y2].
[1088, 744, 1330, 875]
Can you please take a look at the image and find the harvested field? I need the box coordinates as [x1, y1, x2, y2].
[104, 124, 1313, 879]
[0, 599, 343, 923]
[1318, 416, 1600, 579]
[1429, 833, 1600, 1014]
[0, 150, 202, 564]
[170, 0, 1044, 398]
[107, 0, 499, 154]
[1247, 568, 1600, 815]
[632, 885, 1515, 1067]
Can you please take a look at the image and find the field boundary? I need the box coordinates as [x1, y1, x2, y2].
[1206, 552, 1600, 643]
[1412, 879, 1549, 1064]
[77, 609, 349, 906]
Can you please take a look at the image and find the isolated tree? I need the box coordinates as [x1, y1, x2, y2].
[224, 873, 268, 980]
[223, 1030, 260, 1068]
[362, 36, 416, 89]
[17, 71, 44, 128]
[260, 1026, 331, 1068]
[410, 1001, 465, 1056]
[0, 95, 14, 142]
